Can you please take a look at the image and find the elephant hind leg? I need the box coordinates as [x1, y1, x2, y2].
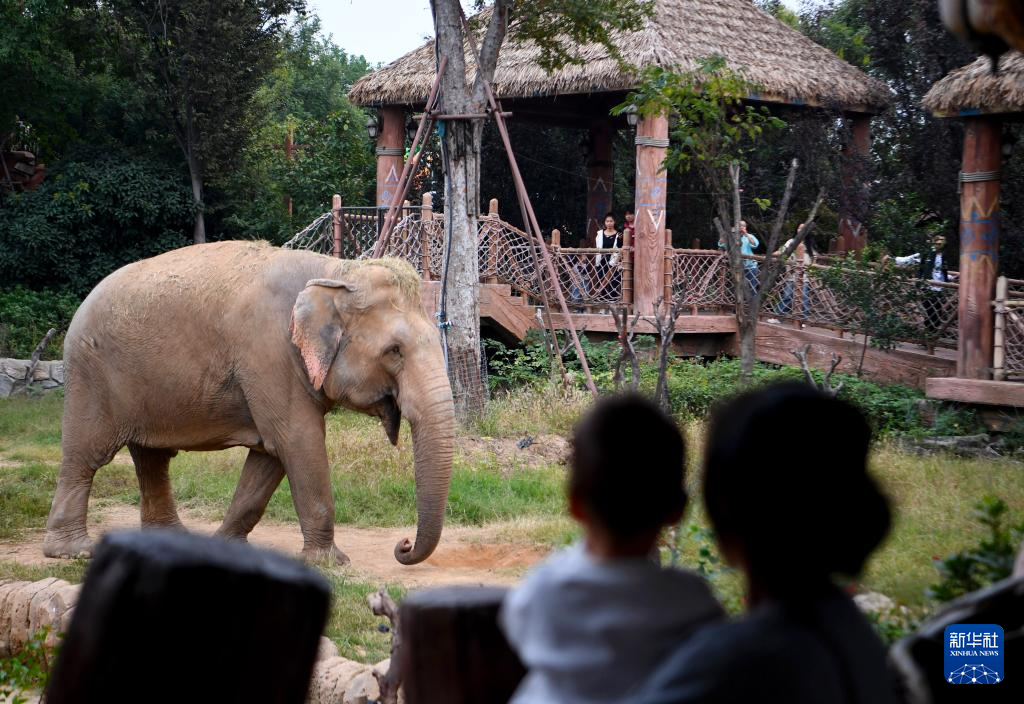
[216, 449, 285, 541]
[127, 444, 182, 528]
[43, 415, 121, 559]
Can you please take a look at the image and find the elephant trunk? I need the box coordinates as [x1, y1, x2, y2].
[393, 373, 455, 565]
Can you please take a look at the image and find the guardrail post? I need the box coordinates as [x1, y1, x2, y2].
[332, 194, 342, 258]
[994, 275, 1008, 381]
[691, 237, 701, 250]
[485, 198, 499, 284]
[420, 193, 433, 281]
[622, 228, 633, 306]
[663, 228, 673, 306]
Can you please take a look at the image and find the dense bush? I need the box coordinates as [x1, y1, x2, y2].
[0, 146, 193, 297]
[0, 288, 80, 359]
[485, 336, 927, 436]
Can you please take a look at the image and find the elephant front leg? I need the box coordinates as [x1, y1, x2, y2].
[128, 444, 183, 528]
[216, 449, 286, 541]
[281, 444, 350, 566]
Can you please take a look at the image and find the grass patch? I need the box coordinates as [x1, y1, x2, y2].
[0, 394, 64, 462]
[3, 393, 1024, 612]
[0, 560, 89, 584]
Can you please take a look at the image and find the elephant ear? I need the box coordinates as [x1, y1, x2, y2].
[290, 279, 356, 391]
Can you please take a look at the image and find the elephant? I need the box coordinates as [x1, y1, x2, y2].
[42, 241, 455, 566]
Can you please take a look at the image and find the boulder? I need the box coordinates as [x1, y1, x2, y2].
[50, 362, 65, 385]
[317, 636, 340, 662]
[9, 578, 59, 653]
[854, 591, 896, 615]
[343, 669, 380, 704]
[1, 359, 28, 381]
[0, 581, 31, 657]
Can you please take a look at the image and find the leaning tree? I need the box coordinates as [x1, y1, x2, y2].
[428, 0, 652, 414]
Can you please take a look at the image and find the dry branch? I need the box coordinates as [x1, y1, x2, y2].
[792, 344, 845, 397]
[611, 308, 641, 392]
[13, 328, 56, 396]
[653, 296, 684, 411]
[368, 587, 402, 704]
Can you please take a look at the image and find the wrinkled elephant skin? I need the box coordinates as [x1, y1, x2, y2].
[43, 242, 455, 566]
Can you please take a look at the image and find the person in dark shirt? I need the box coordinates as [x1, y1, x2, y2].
[632, 383, 900, 704]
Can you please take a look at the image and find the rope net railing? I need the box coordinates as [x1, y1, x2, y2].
[670, 250, 960, 349]
[287, 210, 970, 352]
[1003, 301, 1024, 379]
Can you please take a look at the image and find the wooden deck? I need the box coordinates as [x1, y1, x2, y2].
[421, 282, 959, 390]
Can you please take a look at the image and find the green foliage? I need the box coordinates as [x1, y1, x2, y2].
[661, 357, 925, 435]
[0, 627, 54, 704]
[928, 496, 1024, 603]
[503, 0, 654, 72]
[0, 146, 193, 296]
[215, 13, 374, 240]
[617, 56, 787, 183]
[814, 252, 937, 371]
[484, 331, 626, 392]
[0, 288, 80, 359]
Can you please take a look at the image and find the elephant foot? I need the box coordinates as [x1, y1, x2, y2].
[42, 531, 95, 559]
[301, 544, 351, 567]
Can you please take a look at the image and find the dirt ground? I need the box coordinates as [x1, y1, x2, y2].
[0, 504, 552, 588]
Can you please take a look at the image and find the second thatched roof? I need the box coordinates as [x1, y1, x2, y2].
[923, 52, 1024, 117]
[349, 0, 891, 113]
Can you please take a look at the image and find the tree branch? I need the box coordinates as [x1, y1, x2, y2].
[368, 587, 402, 704]
[13, 328, 56, 396]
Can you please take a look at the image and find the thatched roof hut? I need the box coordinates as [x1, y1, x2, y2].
[349, 0, 891, 114]
[923, 52, 1024, 117]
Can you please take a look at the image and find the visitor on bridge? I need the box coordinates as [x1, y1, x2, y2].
[719, 220, 760, 296]
[631, 383, 898, 704]
[623, 208, 636, 241]
[892, 213, 958, 335]
[499, 395, 723, 704]
[769, 223, 814, 322]
[595, 212, 623, 301]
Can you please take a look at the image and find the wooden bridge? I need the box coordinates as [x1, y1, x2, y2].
[285, 198, 1024, 399]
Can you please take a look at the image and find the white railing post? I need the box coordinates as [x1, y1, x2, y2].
[994, 275, 1008, 381]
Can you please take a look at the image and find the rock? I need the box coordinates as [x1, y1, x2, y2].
[9, 578, 59, 653]
[0, 581, 31, 657]
[314, 657, 368, 704]
[343, 669, 380, 704]
[29, 581, 74, 643]
[854, 591, 896, 615]
[31, 363, 50, 382]
[0, 376, 13, 397]
[317, 636, 339, 661]
[50, 361, 65, 384]
[39, 584, 79, 650]
[1, 359, 28, 381]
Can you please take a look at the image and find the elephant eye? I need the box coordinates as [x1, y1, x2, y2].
[385, 344, 401, 357]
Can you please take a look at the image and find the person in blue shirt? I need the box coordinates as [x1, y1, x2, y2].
[718, 220, 760, 297]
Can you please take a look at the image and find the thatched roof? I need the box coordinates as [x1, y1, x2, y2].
[349, 0, 891, 113]
[923, 52, 1024, 117]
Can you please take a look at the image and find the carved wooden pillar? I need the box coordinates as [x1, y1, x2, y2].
[838, 113, 871, 252]
[376, 107, 406, 208]
[633, 112, 669, 315]
[585, 122, 614, 245]
[958, 116, 1002, 379]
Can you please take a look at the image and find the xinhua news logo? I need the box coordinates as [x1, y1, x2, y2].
[944, 624, 1004, 684]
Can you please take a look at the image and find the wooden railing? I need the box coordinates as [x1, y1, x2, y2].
[994, 276, 1024, 381]
[289, 199, 972, 351]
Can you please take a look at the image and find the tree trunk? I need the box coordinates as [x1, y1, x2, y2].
[188, 152, 206, 244]
[431, 0, 508, 418]
[739, 317, 757, 378]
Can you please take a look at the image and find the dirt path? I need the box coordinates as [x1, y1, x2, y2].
[0, 505, 551, 588]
